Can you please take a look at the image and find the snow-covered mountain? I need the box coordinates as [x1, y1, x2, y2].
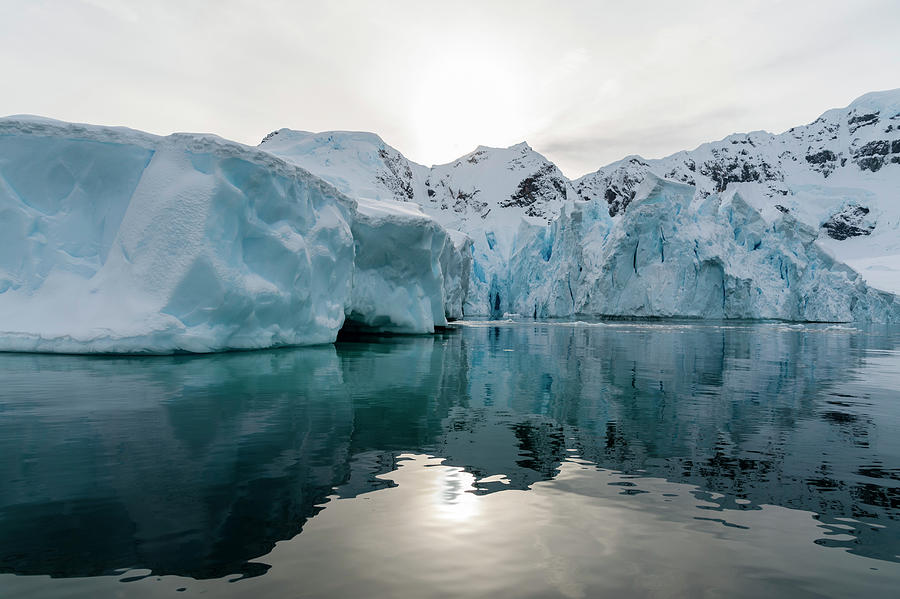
[262, 89, 900, 319]
[574, 90, 900, 294]
[258, 130, 427, 205]
[261, 132, 572, 315]
[259, 130, 570, 224]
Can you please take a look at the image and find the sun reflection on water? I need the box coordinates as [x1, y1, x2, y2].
[433, 467, 480, 522]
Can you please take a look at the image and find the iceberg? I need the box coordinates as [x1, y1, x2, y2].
[441, 229, 474, 321]
[345, 197, 468, 333]
[0, 117, 466, 353]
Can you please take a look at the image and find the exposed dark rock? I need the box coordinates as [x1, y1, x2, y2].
[576, 158, 653, 216]
[452, 188, 485, 213]
[699, 157, 777, 193]
[260, 130, 280, 144]
[821, 205, 875, 240]
[857, 140, 891, 156]
[467, 150, 487, 164]
[376, 148, 415, 200]
[664, 166, 695, 186]
[805, 149, 839, 176]
[502, 163, 567, 218]
[805, 150, 836, 164]
[775, 204, 789, 214]
[848, 112, 879, 134]
[857, 156, 884, 172]
[606, 188, 638, 216]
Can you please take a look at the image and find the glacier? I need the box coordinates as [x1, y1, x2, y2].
[510, 175, 899, 321]
[261, 89, 900, 323]
[0, 117, 467, 353]
[573, 89, 900, 296]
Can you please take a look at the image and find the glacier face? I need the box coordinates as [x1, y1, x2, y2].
[345, 197, 462, 333]
[511, 175, 899, 322]
[0, 117, 466, 353]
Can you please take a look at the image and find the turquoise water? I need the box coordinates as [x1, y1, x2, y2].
[0, 321, 898, 597]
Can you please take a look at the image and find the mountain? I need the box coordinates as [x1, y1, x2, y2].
[259, 131, 570, 225]
[574, 89, 900, 293]
[261, 132, 573, 315]
[261, 89, 900, 318]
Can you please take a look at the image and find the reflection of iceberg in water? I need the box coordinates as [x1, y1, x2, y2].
[0, 322, 898, 580]
[0, 347, 355, 579]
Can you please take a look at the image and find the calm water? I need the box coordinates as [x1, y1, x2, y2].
[0, 321, 898, 598]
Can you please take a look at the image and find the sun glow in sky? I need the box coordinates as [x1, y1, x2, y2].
[409, 40, 532, 161]
[1, 0, 899, 176]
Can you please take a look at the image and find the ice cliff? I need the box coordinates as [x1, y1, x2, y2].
[0, 117, 468, 353]
[510, 174, 898, 321]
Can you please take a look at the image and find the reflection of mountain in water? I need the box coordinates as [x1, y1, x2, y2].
[450, 324, 900, 562]
[0, 323, 897, 579]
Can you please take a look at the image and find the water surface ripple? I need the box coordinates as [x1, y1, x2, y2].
[1, 321, 898, 597]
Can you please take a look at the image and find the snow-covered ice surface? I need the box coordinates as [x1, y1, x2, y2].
[0, 117, 465, 353]
[0, 117, 357, 353]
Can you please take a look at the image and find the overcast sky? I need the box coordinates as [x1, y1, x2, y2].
[1, 0, 899, 177]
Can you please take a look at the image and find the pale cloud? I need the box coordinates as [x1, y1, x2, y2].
[0, 0, 898, 177]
